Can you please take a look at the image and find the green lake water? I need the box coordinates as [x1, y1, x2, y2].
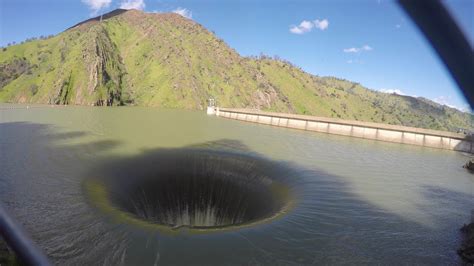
[1, 104, 473, 265]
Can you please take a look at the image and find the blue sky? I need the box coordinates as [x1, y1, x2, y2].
[1, 0, 473, 111]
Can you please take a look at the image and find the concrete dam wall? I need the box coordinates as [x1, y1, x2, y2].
[216, 108, 473, 153]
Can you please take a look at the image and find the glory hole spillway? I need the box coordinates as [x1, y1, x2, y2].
[85, 149, 295, 233]
[0, 106, 473, 265]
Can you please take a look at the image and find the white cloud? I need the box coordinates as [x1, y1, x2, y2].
[433, 96, 452, 106]
[290, 20, 313, 34]
[379, 89, 406, 95]
[314, 19, 329, 30]
[343, 44, 373, 53]
[395, 18, 405, 29]
[290, 18, 329, 34]
[172, 7, 192, 19]
[432, 95, 469, 111]
[82, 0, 111, 14]
[377, 91, 470, 112]
[378, 91, 470, 111]
[289, 26, 304, 34]
[461, 105, 472, 113]
[120, 0, 146, 10]
[433, 96, 472, 113]
[299, 20, 314, 31]
[344, 47, 360, 53]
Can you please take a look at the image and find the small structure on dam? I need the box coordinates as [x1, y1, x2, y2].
[206, 98, 216, 115]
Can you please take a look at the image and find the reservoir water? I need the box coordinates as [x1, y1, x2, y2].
[1, 104, 473, 265]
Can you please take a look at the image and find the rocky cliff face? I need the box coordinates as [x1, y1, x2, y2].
[0, 9, 472, 131]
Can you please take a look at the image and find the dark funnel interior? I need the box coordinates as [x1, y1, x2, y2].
[103, 150, 290, 229]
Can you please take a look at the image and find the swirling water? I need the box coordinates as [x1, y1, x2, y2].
[0, 104, 473, 265]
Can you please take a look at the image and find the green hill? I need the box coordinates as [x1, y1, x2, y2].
[0, 9, 472, 132]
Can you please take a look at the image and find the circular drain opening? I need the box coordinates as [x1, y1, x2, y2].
[90, 150, 294, 231]
[115, 170, 283, 228]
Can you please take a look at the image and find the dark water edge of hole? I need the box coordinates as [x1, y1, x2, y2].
[85, 148, 296, 232]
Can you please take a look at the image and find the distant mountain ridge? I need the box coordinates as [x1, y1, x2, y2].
[0, 9, 472, 132]
[66, 8, 129, 30]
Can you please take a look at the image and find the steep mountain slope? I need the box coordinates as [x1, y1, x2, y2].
[0, 9, 472, 131]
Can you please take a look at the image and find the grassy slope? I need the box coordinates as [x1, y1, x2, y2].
[0, 9, 472, 132]
[254, 59, 473, 131]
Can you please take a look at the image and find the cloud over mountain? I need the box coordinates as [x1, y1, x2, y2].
[290, 19, 329, 34]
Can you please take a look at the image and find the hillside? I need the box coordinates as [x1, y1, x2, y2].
[0, 9, 472, 132]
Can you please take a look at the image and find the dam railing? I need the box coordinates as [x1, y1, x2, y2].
[215, 108, 473, 153]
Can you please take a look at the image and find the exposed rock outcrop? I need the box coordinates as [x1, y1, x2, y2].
[463, 159, 474, 172]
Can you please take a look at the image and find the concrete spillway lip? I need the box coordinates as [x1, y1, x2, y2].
[84, 149, 296, 235]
